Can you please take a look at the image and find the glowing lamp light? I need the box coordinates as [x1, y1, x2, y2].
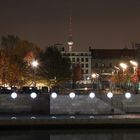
[69, 92, 76, 99]
[7, 87, 11, 90]
[89, 116, 94, 119]
[107, 92, 113, 99]
[89, 92, 95, 99]
[119, 63, 127, 71]
[30, 92, 37, 99]
[11, 92, 17, 99]
[130, 60, 138, 67]
[30, 116, 36, 119]
[87, 77, 90, 80]
[70, 116, 75, 119]
[51, 116, 56, 119]
[31, 60, 39, 68]
[51, 92, 57, 99]
[11, 117, 17, 119]
[125, 92, 131, 99]
[84, 87, 88, 90]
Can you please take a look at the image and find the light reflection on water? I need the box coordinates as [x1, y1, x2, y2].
[0, 129, 140, 140]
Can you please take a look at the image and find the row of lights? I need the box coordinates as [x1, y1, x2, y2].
[51, 92, 132, 99]
[11, 92, 37, 99]
[10, 91, 132, 100]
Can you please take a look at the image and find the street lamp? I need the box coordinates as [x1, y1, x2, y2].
[119, 63, 128, 91]
[130, 60, 138, 93]
[69, 92, 76, 99]
[51, 92, 57, 99]
[30, 92, 37, 99]
[92, 73, 99, 91]
[92, 73, 96, 78]
[89, 92, 95, 99]
[114, 66, 120, 74]
[130, 60, 138, 74]
[11, 92, 17, 99]
[125, 92, 131, 99]
[107, 91, 113, 99]
[119, 63, 128, 73]
[31, 60, 39, 68]
[31, 60, 39, 87]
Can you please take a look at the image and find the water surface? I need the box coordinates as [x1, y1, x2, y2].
[0, 129, 140, 140]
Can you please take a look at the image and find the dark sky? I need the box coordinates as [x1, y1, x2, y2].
[0, 0, 140, 51]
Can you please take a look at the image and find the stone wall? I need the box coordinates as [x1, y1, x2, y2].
[50, 95, 123, 115]
[0, 93, 140, 115]
[50, 93, 140, 114]
[0, 94, 50, 114]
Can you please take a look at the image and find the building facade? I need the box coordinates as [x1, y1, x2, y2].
[62, 51, 92, 83]
[90, 48, 137, 74]
[90, 48, 137, 89]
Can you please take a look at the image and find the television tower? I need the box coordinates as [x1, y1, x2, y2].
[67, 15, 74, 52]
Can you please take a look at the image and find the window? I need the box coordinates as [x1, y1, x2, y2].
[81, 64, 84, 68]
[72, 58, 75, 62]
[81, 58, 84, 62]
[77, 58, 79, 62]
[86, 58, 88, 62]
[86, 70, 88, 74]
[86, 64, 88, 68]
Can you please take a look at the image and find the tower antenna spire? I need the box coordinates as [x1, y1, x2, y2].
[67, 12, 74, 52]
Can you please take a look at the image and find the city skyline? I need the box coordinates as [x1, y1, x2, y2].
[0, 0, 140, 51]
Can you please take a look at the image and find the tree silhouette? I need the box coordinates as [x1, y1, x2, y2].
[39, 45, 71, 88]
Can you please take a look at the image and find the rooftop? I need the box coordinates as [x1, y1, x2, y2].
[90, 49, 137, 59]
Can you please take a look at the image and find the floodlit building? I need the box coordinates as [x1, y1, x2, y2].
[62, 51, 92, 83]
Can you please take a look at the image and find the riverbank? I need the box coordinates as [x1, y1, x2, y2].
[0, 114, 140, 129]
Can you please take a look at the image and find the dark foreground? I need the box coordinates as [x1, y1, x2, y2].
[0, 114, 140, 129]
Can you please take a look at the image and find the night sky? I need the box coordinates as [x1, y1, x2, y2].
[0, 0, 140, 51]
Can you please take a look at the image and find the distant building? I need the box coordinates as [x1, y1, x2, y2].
[62, 51, 92, 83]
[90, 48, 137, 74]
[89, 48, 137, 89]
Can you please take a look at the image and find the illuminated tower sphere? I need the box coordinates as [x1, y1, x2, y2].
[68, 36, 74, 52]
